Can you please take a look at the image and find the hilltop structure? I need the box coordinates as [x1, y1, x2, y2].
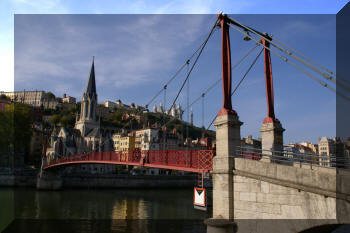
[153, 103, 183, 120]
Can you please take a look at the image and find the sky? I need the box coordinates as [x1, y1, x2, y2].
[1, 0, 349, 144]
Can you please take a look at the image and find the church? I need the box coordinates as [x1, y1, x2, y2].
[45, 58, 114, 174]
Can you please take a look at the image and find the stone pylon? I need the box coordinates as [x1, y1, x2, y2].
[213, 113, 243, 219]
[259, 118, 285, 163]
[206, 13, 240, 233]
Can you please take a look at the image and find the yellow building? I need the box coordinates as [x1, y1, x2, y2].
[119, 136, 135, 152]
[112, 134, 121, 151]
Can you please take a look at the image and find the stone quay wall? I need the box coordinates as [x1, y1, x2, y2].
[232, 158, 350, 221]
[0, 172, 197, 189]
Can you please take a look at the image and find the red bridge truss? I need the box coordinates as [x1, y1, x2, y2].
[44, 150, 215, 173]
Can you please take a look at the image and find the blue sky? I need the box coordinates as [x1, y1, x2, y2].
[2, 0, 349, 144]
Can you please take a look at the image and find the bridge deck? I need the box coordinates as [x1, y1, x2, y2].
[44, 150, 214, 173]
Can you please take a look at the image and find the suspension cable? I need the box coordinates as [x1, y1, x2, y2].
[202, 93, 205, 129]
[228, 23, 350, 103]
[145, 26, 218, 109]
[206, 48, 264, 131]
[163, 85, 166, 150]
[167, 17, 219, 114]
[186, 62, 190, 141]
[226, 15, 350, 96]
[95, 44, 259, 153]
[152, 44, 261, 135]
[188, 44, 259, 108]
[271, 36, 350, 86]
[88, 32, 258, 154]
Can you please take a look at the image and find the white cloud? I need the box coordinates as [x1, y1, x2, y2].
[11, 0, 68, 12]
[13, 14, 215, 99]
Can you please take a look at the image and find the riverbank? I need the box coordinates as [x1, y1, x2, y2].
[0, 171, 199, 188]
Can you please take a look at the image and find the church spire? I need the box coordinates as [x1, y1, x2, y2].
[85, 56, 96, 97]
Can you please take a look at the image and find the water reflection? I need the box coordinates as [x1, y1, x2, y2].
[14, 188, 208, 220]
[2, 188, 208, 233]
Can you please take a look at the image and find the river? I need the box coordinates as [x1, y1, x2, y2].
[0, 187, 210, 233]
[2, 187, 349, 233]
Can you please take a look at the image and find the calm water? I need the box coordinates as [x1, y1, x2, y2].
[2, 188, 349, 233]
[0, 187, 209, 233]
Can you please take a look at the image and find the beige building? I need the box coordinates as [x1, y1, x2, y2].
[103, 101, 117, 109]
[102, 99, 146, 112]
[318, 136, 335, 167]
[112, 133, 135, 152]
[0, 90, 62, 110]
[119, 136, 135, 152]
[300, 141, 318, 154]
[0, 90, 44, 107]
[62, 94, 76, 104]
[135, 128, 161, 151]
[112, 134, 121, 151]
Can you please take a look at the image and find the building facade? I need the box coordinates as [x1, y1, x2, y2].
[102, 99, 146, 112]
[0, 90, 61, 110]
[318, 136, 336, 167]
[0, 90, 45, 107]
[62, 94, 76, 104]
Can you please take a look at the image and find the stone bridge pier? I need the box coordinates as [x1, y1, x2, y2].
[37, 157, 62, 190]
[36, 170, 62, 190]
[206, 113, 350, 233]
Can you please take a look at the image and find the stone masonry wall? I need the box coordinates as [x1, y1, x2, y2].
[232, 157, 350, 224]
[233, 175, 336, 219]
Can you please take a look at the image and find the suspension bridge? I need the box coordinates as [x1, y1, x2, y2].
[38, 13, 350, 232]
[42, 13, 348, 175]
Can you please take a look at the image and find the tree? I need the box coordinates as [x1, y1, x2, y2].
[49, 114, 60, 126]
[0, 103, 33, 167]
[60, 115, 75, 128]
[44, 92, 56, 100]
[0, 94, 10, 101]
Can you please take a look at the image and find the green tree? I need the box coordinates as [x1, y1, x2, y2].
[49, 114, 60, 126]
[0, 94, 10, 101]
[60, 115, 75, 128]
[0, 103, 33, 167]
[44, 92, 56, 100]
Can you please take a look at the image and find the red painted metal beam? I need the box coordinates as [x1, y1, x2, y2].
[217, 14, 236, 116]
[43, 150, 214, 173]
[262, 35, 278, 124]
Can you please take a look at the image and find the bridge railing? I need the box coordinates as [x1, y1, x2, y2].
[45, 149, 215, 172]
[235, 146, 350, 169]
[145, 150, 214, 171]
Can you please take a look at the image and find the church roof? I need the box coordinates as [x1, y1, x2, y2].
[86, 127, 102, 138]
[84, 57, 97, 97]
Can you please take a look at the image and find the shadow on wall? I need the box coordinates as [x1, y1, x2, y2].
[299, 224, 350, 233]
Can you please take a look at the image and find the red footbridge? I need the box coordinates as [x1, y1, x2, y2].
[44, 150, 215, 173]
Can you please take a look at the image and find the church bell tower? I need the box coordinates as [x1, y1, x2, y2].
[75, 57, 99, 136]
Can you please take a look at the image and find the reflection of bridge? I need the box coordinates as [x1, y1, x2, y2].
[44, 150, 214, 173]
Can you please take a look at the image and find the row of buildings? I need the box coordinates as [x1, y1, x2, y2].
[103, 100, 146, 112]
[0, 91, 76, 110]
[238, 134, 350, 168]
[112, 127, 212, 153]
[103, 99, 191, 123]
[44, 59, 211, 175]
